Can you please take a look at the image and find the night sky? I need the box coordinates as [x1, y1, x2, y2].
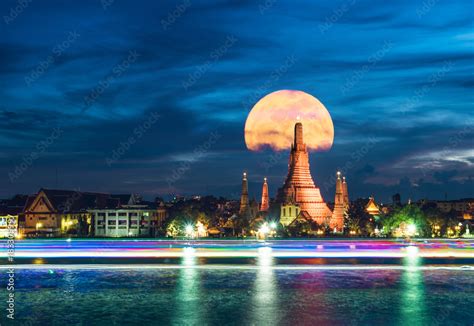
[1, 0, 473, 202]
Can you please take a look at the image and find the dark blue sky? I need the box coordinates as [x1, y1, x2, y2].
[0, 0, 473, 202]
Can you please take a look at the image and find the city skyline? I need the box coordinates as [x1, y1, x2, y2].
[1, 0, 473, 202]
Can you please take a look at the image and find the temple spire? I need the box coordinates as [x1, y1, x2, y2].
[294, 122, 304, 151]
[239, 172, 249, 215]
[331, 171, 345, 231]
[260, 177, 269, 212]
[342, 176, 349, 207]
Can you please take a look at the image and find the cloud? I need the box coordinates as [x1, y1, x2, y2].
[0, 0, 472, 200]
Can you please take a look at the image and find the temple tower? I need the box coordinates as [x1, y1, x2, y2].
[342, 176, 349, 208]
[239, 172, 249, 215]
[260, 177, 269, 212]
[331, 171, 344, 230]
[276, 122, 332, 225]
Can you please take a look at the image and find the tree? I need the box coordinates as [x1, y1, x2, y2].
[381, 205, 429, 237]
[345, 199, 373, 236]
[196, 212, 210, 226]
[287, 218, 319, 237]
[165, 211, 194, 237]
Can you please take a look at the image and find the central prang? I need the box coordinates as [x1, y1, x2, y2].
[275, 122, 344, 230]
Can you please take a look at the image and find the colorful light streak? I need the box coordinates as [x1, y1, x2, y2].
[0, 239, 473, 259]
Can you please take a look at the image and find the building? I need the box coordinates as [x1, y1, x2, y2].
[260, 177, 269, 212]
[23, 189, 166, 237]
[434, 199, 473, 214]
[342, 176, 349, 209]
[239, 172, 250, 215]
[366, 196, 380, 216]
[331, 172, 345, 230]
[280, 203, 301, 226]
[91, 206, 163, 238]
[23, 189, 111, 236]
[276, 122, 334, 228]
[0, 195, 28, 238]
[91, 194, 166, 237]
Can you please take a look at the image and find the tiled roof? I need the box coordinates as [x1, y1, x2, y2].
[39, 189, 111, 212]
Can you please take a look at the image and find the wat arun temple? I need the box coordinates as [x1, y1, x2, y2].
[240, 122, 348, 232]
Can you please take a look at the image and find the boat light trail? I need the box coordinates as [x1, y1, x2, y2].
[0, 239, 473, 259]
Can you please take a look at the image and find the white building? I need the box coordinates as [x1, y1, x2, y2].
[91, 207, 161, 237]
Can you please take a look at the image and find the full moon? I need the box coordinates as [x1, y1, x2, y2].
[244, 90, 334, 151]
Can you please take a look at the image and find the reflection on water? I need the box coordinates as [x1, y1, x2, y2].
[399, 246, 427, 325]
[173, 247, 203, 325]
[2, 262, 473, 325]
[252, 247, 279, 325]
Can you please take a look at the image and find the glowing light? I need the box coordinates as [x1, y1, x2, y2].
[183, 247, 196, 255]
[1, 239, 473, 260]
[258, 246, 272, 256]
[196, 221, 207, 237]
[182, 247, 196, 267]
[185, 224, 194, 237]
[66, 238, 72, 243]
[259, 224, 270, 235]
[407, 224, 417, 235]
[244, 90, 334, 151]
[406, 245, 419, 257]
[269, 222, 277, 229]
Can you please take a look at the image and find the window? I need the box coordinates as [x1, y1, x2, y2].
[118, 220, 127, 226]
[108, 220, 116, 226]
[130, 212, 137, 217]
[289, 207, 292, 215]
[108, 212, 116, 217]
[98, 213, 106, 217]
[118, 212, 127, 217]
[283, 208, 286, 216]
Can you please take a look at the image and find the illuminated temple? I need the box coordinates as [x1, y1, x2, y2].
[260, 177, 269, 212]
[331, 172, 349, 229]
[275, 122, 346, 230]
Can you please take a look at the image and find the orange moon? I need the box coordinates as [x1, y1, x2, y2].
[244, 90, 334, 151]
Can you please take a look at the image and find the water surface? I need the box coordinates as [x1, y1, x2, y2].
[1, 266, 473, 325]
